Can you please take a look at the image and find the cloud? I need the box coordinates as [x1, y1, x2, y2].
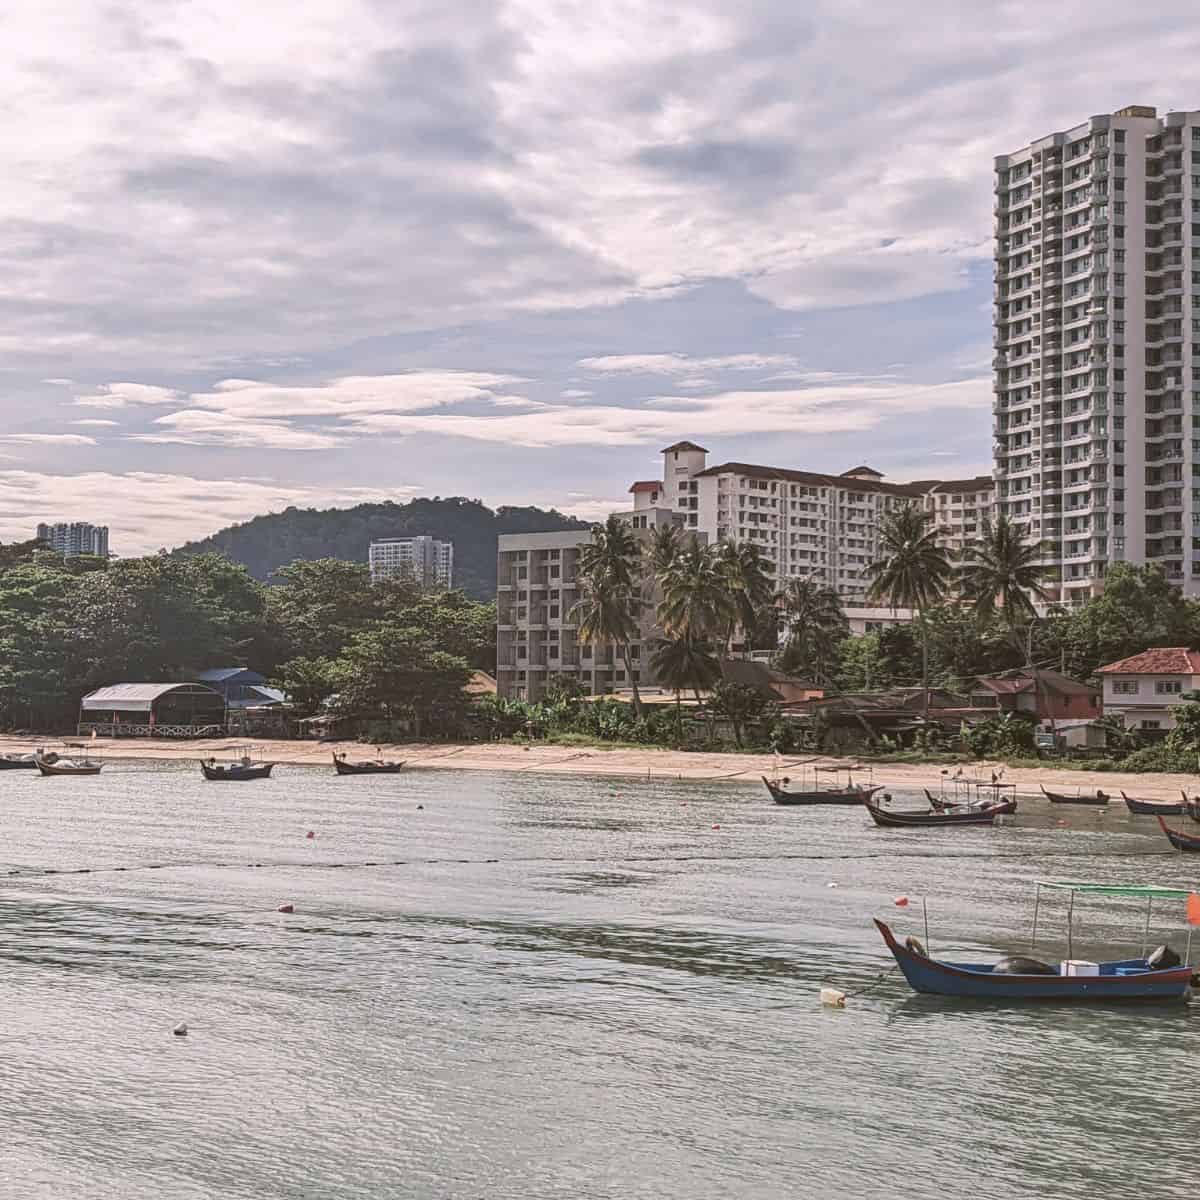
[71, 419, 119, 427]
[130, 411, 346, 451]
[578, 353, 799, 374]
[1, 433, 96, 446]
[0, 471, 415, 555]
[560, 389, 593, 399]
[72, 383, 181, 409]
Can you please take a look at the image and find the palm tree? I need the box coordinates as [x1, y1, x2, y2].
[650, 634, 720, 740]
[717, 539, 775, 652]
[776, 575, 848, 686]
[866, 502, 953, 714]
[644, 523, 682, 578]
[960, 515, 1050, 631]
[656, 540, 735, 641]
[573, 514, 644, 717]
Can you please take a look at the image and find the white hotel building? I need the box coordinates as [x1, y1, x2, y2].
[496, 442, 993, 700]
[994, 104, 1200, 603]
[368, 535, 454, 588]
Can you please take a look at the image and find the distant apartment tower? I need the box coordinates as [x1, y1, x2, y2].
[496, 507, 687, 701]
[648, 442, 993, 612]
[368, 536, 453, 588]
[994, 104, 1200, 603]
[36, 521, 109, 557]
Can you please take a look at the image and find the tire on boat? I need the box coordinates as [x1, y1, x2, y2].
[1148, 944, 1182, 970]
[992, 956, 1057, 975]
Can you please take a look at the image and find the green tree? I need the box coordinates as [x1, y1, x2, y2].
[268, 558, 380, 660]
[334, 623, 471, 738]
[709, 680, 772, 748]
[657, 540, 734, 642]
[644, 523, 682, 578]
[716, 539, 775, 651]
[960, 515, 1050, 629]
[573, 515, 645, 718]
[273, 656, 340, 718]
[867, 503, 953, 715]
[649, 634, 720, 739]
[775, 575, 847, 686]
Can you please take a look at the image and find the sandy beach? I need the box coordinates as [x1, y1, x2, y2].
[1, 733, 1191, 800]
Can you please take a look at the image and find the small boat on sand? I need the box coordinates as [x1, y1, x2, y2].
[0, 752, 39, 770]
[1041, 785, 1109, 806]
[333, 752, 405, 776]
[1122, 792, 1185, 816]
[35, 746, 102, 776]
[763, 765, 882, 806]
[1157, 815, 1200, 852]
[866, 796, 1006, 828]
[201, 750, 274, 781]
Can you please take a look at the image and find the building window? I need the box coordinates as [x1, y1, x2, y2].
[1111, 680, 1138, 695]
[1155, 680, 1184, 695]
[1141, 719, 1161, 730]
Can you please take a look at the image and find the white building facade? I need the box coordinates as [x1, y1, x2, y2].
[368, 536, 453, 588]
[994, 104, 1200, 604]
[1096, 646, 1200, 732]
[36, 521, 109, 557]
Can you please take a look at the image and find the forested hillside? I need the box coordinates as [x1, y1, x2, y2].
[174, 497, 590, 598]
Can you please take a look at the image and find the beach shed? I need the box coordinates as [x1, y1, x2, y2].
[79, 683, 227, 737]
[195, 667, 286, 710]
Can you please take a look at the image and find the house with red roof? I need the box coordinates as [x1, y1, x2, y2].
[969, 668, 1101, 723]
[1096, 648, 1200, 733]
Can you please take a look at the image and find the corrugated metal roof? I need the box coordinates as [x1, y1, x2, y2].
[197, 667, 264, 683]
[81, 683, 222, 712]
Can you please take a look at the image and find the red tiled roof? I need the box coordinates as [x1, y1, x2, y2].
[975, 669, 1098, 696]
[661, 441, 708, 454]
[1097, 647, 1200, 675]
[629, 480, 662, 493]
[841, 465, 883, 477]
[694, 461, 929, 498]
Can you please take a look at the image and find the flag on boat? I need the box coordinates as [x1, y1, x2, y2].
[1187, 893, 1200, 926]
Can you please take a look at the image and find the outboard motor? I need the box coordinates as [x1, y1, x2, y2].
[1147, 944, 1182, 970]
[992, 956, 1058, 976]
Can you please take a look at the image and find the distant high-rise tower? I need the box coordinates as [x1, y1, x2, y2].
[994, 104, 1200, 604]
[368, 536, 453, 588]
[36, 521, 110, 557]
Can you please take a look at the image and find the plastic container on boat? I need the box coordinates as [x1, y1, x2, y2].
[1061, 960, 1100, 977]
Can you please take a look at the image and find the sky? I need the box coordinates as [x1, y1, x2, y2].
[1, 0, 1198, 554]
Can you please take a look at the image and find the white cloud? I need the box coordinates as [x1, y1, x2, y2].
[578, 352, 799, 374]
[560, 389, 593, 399]
[42, 378, 74, 386]
[71, 419, 119, 427]
[1, 433, 96, 446]
[72, 383, 181, 409]
[0, 470, 415, 555]
[131, 411, 346, 451]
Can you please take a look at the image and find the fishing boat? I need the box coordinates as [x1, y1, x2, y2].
[926, 790, 1018, 816]
[874, 880, 1198, 1002]
[34, 745, 102, 776]
[333, 752, 405, 776]
[762, 764, 883, 806]
[1179, 793, 1200, 825]
[1040, 785, 1109, 806]
[1122, 792, 1185, 816]
[865, 795, 1005, 828]
[200, 750, 274, 781]
[0, 752, 38, 770]
[1157, 815, 1200, 852]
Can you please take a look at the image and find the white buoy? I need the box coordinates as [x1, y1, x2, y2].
[172, 1022, 189, 1037]
[820, 987, 847, 1008]
[827, 882, 838, 888]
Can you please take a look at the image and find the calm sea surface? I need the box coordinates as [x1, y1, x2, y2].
[0, 761, 1196, 1199]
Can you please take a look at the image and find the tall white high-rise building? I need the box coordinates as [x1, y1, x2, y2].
[36, 521, 109, 557]
[368, 535, 453, 588]
[994, 104, 1200, 604]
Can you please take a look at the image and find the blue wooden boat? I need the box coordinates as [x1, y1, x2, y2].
[874, 918, 1193, 1002]
[1157, 815, 1200, 852]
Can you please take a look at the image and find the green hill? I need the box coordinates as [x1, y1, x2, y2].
[174, 497, 591, 599]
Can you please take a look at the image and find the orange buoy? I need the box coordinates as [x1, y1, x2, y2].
[894, 896, 909, 907]
[711, 824, 720, 830]
[278, 903, 294, 913]
[305, 831, 315, 839]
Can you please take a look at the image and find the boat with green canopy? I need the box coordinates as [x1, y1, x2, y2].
[874, 880, 1199, 1002]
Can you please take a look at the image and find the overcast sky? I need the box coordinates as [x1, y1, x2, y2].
[0, 0, 1196, 553]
